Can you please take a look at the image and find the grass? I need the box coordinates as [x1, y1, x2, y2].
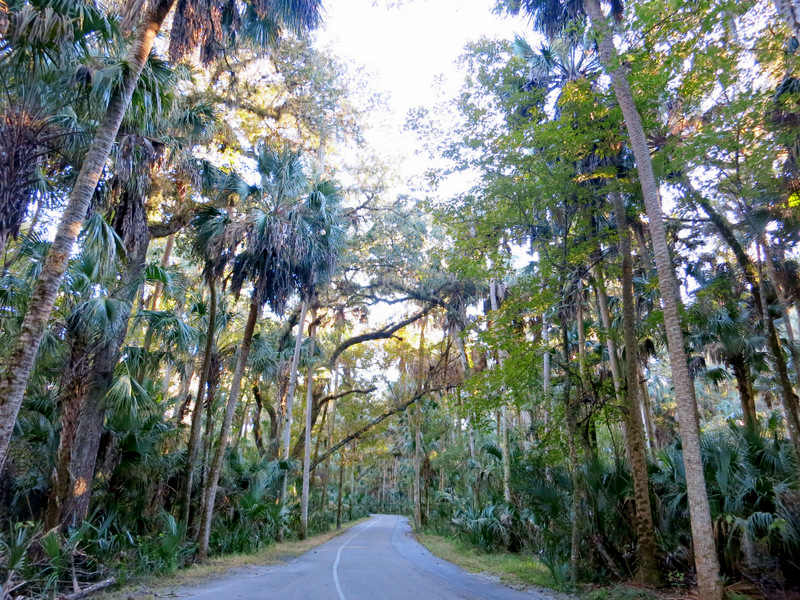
[415, 534, 669, 600]
[96, 518, 369, 600]
[582, 585, 661, 600]
[415, 532, 561, 592]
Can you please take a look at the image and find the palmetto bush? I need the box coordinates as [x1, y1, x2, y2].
[208, 452, 289, 555]
[429, 419, 800, 587]
[653, 419, 800, 584]
[434, 490, 524, 552]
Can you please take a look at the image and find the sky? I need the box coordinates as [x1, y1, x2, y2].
[309, 1, 530, 369]
[315, 0, 528, 186]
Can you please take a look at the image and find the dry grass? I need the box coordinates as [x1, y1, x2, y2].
[95, 519, 368, 600]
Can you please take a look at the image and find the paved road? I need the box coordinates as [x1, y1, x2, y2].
[178, 514, 559, 600]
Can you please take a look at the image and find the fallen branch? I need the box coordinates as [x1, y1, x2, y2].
[58, 577, 117, 600]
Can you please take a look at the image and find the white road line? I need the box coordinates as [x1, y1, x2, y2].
[333, 516, 383, 600]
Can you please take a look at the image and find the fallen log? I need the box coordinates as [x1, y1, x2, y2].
[58, 577, 117, 600]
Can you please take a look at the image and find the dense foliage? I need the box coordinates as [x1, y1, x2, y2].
[2, 1, 800, 599]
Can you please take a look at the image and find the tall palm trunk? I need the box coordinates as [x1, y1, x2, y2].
[638, 365, 658, 453]
[582, 1, 722, 596]
[197, 297, 259, 559]
[592, 263, 622, 399]
[0, 0, 176, 471]
[252, 383, 266, 457]
[48, 183, 151, 529]
[730, 354, 757, 428]
[561, 321, 582, 582]
[280, 298, 309, 503]
[609, 191, 661, 586]
[318, 363, 338, 522]
[489, 280, 512, 503]
[179, 279, 217, 527]
[336, 451, 345, 529]
[300, 307, 318, 539]
[543, 314, 552, 432]
[413, 319, 426, 530]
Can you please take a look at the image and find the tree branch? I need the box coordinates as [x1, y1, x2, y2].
[290, 386, 376, 459]
[328, 306, 434, 367]
[148, 203, 196, 239]
[310, 384, 442, 471]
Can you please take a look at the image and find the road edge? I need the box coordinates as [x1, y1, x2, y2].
[93, 517, 370, 600]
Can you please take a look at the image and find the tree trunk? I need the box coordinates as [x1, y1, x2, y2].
[234, 393, 252, 451]
[348, 461, 355, 522]
[638, 365, 658, 453]
[593, 263, 622, 399]
[197, 297, 260, 559]
[413, 319, 426, 530]
[775, 0, 800, 40]
[0, 0, 177, 472]
[500, 405, 512, 503]
[730, 354, 757, 428]
[543, 315, 552, 432]
[562, 321, 582, 583]
[179, 279, 217, 527]
[584, 1, 723, 596]
[252, 383, 266, 457]
[336, 452, 345, 529]
[381, 465, 386, 511]
[319, 364, 338, 522]
[453, 329, 477, 461]
[300, 307, 318, 539]
[609, 191, 662, 586]
[489, 280, 512, 503]
[48, 179, 152, 529]
[280, 298, 309, 503]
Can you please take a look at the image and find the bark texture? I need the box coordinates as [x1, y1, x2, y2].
[300, 307, 317, 539]
[197, 298, 259, 559]
[179, 279, 217, 527]
[0, 0, 177, 471]
[280, 299, 309, 502]
[610, 191, 662, 585]
[583, 1, 722, 596]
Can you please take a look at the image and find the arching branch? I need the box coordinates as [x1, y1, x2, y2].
[328, 306, 435, 367]
[310, 384, 443, 471]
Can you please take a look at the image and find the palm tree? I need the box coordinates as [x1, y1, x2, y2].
[196, 146, 343, 558]
[178, 201, 237, 528]
[501, 0, 723, 595]
[0, 0, 324, 473]
[0, 0, 116, 258]
[43, 59, 221, 529]
[608, 191, 662, 586]
[513, 30, 660, 584]
[581, 3, 722, 596]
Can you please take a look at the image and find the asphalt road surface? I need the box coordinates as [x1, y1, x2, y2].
[178, 514, 559, 600]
